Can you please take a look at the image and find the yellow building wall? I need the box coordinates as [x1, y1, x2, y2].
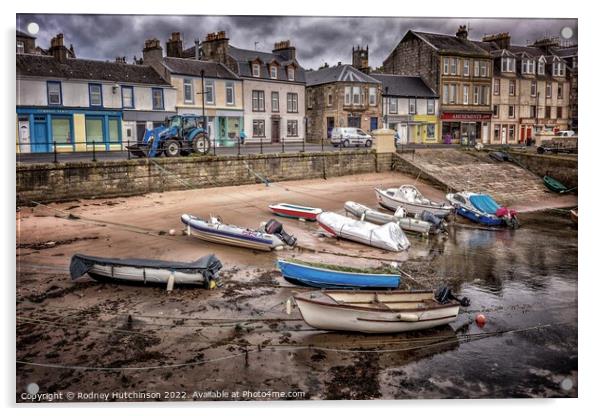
[413, 115, 439, 143]
[73, 113, 87, 152]
[173, 76, 243, 111]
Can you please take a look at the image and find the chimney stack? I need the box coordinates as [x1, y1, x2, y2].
[482, 32, 511, 50]
[529, 37, 560, 55]
[142, 38, 163, 65]
[49, 34, 68, 63]
[456, 25, 468, 40]
[166, 32, 183, 58]
[273, 40, 296, 61]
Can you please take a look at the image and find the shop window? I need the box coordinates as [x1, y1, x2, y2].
[427, 124, 435, 139]
[51, 117, 72, 144]
[509, 125, 515, 141]
[85, 117, 104, 144]
[108, 118, 120, 143]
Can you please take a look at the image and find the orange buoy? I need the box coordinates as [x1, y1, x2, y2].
[475, 314, 487, 327]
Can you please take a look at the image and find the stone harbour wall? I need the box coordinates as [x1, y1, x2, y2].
[17, 150, 388, 204]
[508, 151, 578, 190]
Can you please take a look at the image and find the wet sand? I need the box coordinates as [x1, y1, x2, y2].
[16, 172, 577, 401]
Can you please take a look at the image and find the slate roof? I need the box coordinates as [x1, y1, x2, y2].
[552, 45, 578, 58]
[370, 74, 437, 98]
[305, 64, 380, 87]
[227, 45, 306, 83]
[162, 57, 239, 79]
[16, 54, 170, 85]
[409, 30, 490, 57]
[16, 29, 35, 39]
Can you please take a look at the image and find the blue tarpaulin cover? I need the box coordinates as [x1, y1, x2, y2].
[469, 194, 501, 214]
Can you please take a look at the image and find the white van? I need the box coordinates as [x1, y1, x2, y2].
[556, 130, 576, 137]
[330, 127, 373, 147]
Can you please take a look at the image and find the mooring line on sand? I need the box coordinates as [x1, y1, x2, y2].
[15, 322, 558, 372]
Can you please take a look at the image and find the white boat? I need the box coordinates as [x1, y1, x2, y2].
[375, 185, 454, 218]
[344, 201, 437, 235]
[316, 211, 410, 252]
[294, 290, 460, 333]
[70, 253, 223, 288]
[181, 214, 296, 251]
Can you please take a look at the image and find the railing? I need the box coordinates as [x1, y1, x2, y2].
[15, 138, 376, 164]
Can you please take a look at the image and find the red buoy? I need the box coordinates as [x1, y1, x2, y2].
[475, 314, 487, 327]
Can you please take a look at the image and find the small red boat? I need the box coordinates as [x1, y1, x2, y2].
[268, 203, 323, 221]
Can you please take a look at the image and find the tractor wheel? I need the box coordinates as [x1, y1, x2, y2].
[164, 139, 181, 157]
[192, 134, 210, 155]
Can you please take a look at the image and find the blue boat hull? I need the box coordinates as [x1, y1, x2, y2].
[277, 260, 400, 289]
[456, 206, 504, 227]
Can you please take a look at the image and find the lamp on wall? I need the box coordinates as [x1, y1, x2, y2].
[112, 84, 120, 94]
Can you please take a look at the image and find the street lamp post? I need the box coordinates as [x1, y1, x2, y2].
[201, 70, 206, 131]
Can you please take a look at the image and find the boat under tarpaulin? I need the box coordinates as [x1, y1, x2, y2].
[317, 211, 410, 252]
[70, 253, 223, 288]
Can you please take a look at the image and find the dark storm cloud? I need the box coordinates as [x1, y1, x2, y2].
[16, 14, 577, 69]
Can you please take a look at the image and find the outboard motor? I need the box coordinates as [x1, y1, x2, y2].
[435, 285, 470, 307]
[495, 207, 520, 229]
[264, 219, 297, 247]
[421, 210, 446, 232]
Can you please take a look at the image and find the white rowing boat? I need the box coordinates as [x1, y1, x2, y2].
[317, 211, 410, 252]
[375, 185, 454, 218]
[294, 290, 460, 333]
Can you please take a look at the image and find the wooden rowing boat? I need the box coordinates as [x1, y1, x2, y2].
[268, 203, 323, 221]
[543, 175, 569, 193]
[294, 290, 460, 333]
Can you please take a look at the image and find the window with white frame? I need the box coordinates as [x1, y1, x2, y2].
[442, 84, 449, 104]
[509, 125, 515, 141]
[443, 57, 449, 75]
[271, 91, 279, 112]
[352, 87, 360, 105]
[270, 66, 278, 79]
[368, 87, 376, 106]
[501, 57, 515, 72]
[558, 84, 564, 99]
[389, 97, 398, 114]
[287, 92, 298, 113]
[252, 120, 265, 137]
[493, 79, 500, 95]
[287, 67, 295, 81]
[252, 64, 261, 77]
[508, 105, 515, 118]
[493, 104, 499, 118]
[546, 82, 552, 97]
[327, 92, 333, 106]
[463, 59, 470, 76]
[205, 81, 215, 104]
[480, 61, 488, 77]
[152, 88, 164, 110]
[427, 99, 435, 115]
[463, 85, 469, 105]
[530, 80, 537, 97]
[252, 90, 265, 111]
[409, 98, 417, 114]
[344, 87, 351, 105]
[449, 84, 456, 104]
[450, 58, 457, 75]
[553, 61, 565, 77]
[89, 84, 102, 107]
[509, 79, 516, 96]
[122, 86, 134, 108]
[474, 60, 480, 77]
[17, 40, 24, 54]
[183, 78, 194, 103]
[538, 58, 546, 75]
[482, 86, 490, 105]
[225, 81, 235, 105]
[287, 120, 298, 137]
[522, 59, 535, 74]
[473, 85, 479, 105]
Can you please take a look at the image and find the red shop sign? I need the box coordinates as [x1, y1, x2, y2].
[441, 112, 492, 121]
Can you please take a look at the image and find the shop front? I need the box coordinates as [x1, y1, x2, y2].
[122, 109, 176, 145]
[386, 115, 439, 144]
[440, 112, 491, 145]
[178, 108, 242, 148]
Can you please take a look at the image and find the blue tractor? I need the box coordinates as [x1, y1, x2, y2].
[128, 114, 211, 158]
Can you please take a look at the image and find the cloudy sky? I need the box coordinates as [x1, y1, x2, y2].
[16, 14, 577, 69]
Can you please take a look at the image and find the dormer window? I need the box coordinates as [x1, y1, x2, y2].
[553, 61, 565, 77]
[522, 59, 535, 74]
[287, 67, 295, 81]
[501, 57, 515, 73]
[270, 66, 278, 79]
[252, 64, 261, 77]
[538, 57, 546, 75]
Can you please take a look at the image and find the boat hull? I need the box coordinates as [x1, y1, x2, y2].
[182, 214, 281, 251]
[277, 260, 400, 289]
[375, 188, 453, 218]
[295, 292, 459, 333]
[86, 265, 207, 285]
[543, 175, 568, 193]
[456, 206, 505, 227]
[269, 203, 322, 221]
[344, 201, 433, 235]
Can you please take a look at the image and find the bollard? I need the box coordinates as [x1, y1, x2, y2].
[260, 138, 263, 154]
[282, 139, 285, 153]
[92, 141, 97, 162]
[127, 140, 131, 160]
[238, 137, 241, 156]
[302, 138, 305, 153]
[53, 141, 58, 163]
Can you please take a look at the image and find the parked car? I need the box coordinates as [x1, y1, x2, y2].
[556, 130, 576, 137]
[330, 127, 373, 148]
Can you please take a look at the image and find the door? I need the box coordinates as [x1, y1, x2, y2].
[136, 122, 147, 143]
[32, 116, 48, 153]
[18, 118, 31, 153]
[481, 123, 489, 144]
[501, 127, 507, 144]
[271, 119, 280, 143]
[326, 117, 335, 138]
[398, 124, 408, 144]
[370, 117, 378, 131]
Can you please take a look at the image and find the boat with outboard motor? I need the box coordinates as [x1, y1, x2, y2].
[375, 185, 454, 218]
[446, 192, 519, 228]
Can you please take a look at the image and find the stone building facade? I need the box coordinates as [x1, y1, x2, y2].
[383, 26, 493, 144]
[305, 64, 381, 143]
